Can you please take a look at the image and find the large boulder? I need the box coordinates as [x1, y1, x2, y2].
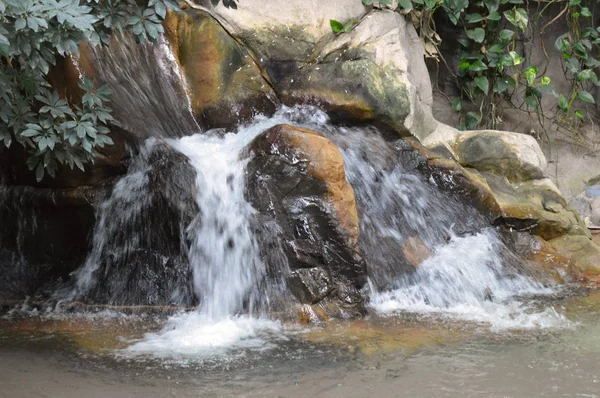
[453, 131, 547, 182]
[549, 235, 600, 276]
[478, 172, 589, 240]
[204, 0, 437, 139]
[78, 142, 198, 306]
[423, 126, 598, 274]
[164, 9, 279, 129]
[245, 124, 367, 316]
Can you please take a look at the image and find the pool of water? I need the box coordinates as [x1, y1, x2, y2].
[1, 290, 600, 398]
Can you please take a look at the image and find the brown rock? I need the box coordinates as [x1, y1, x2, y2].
[245, 124, 366, 312]
[402, 237, 432, 268]
[164, 9, 278, 129]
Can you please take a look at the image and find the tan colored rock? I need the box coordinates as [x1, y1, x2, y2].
[549, 235, 600, 276]
[164, 9, 278, 128]
[206, 0, 367, 41]
[253, 124, 359, 244]
[203, 1, 436, 139]
[454, 130, 547, 182]
[402, 237, 432, 268]
[478, 172, 589, 240]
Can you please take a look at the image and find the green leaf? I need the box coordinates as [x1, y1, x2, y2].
[342, 18, 355, 33]
[397, 0, 412, 9]
[578, 91, 596, 104]
[468, 59, 488, 71]
[581, 7, 592, 17]
[577, 69, 598, 84]
[488, 11, 501, 21]
[525, 95, 538, 108]
[466, 14, 485, 24]
[467, 28, 485, 43]
[541, 76, 551, 85]
[155, 2, 167, 18]
[504, 7, 528, 32]
[554, 34, 570, 53]
[484, 0, 500, 12]
[575, 110, 585, 119]
[508, 50, 523, 66]
[15, 18, 26, 31]
[330, 19, 344, 33]
[558, 94, 569, 111]
[362, 0, 374, 5]
[35, 161, 44, 182]
[494, 77, 514, 93]
[474, 76, 489, 94]
[452, 97, 463, 112]
[499, 29, 514, 42]
[525, 65, 538, 86]
[466, 111, 481, 129]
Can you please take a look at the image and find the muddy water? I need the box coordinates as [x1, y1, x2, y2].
[1, 292, 600, 398]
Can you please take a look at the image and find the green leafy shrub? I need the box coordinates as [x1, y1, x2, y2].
[0, 0, 237, 182]
[355, 0, 599, 132]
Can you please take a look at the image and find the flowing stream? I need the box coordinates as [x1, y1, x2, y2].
[0, 33, 575, 371]
[67, 107, 567, 360]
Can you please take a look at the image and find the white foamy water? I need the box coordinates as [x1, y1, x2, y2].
[370, 232, 571, 330]
[123, 109, 319, 357]
[126, 313, 284, 358]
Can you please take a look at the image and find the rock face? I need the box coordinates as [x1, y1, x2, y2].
[164, 10, 278, 129]
[204, 1, 437, 139]
[245, 124, 367, 315]
[454, 131, 547, 182]
[424, 126, 598, 274]
[79, 143, 198, 306]
[571, 185, 600, 229]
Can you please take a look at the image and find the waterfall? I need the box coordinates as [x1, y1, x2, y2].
[83, 34, 200, 139]
[320, 126, 567, 329]
[2, 26, 567, 355]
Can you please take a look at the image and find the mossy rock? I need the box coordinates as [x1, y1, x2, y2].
[266, 59, 412, 135]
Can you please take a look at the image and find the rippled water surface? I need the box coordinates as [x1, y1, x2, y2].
[1, 290, 600, 398]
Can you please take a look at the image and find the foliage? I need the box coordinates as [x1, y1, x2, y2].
[553, 0, 599, 124]
[355, 0, 600, 132]
[330, 18, 357, 33]
[0, 0, 187, 181]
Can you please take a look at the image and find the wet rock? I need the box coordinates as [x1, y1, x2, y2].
[0, 185, 98, 300]
[395, 138, 503, 223]
[164, 9, 278, 129]
[245, 124, 367, 313]
[287, 268, 331, 304]
[480, 173, 589, 241]
[80, 143, 199, 306]
[508, 232, 576, 283]
[402, 237, 432, 268]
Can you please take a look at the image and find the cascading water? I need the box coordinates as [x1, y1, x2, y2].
[319, 126, 568, 329]
[83, 34, 200, 139]
[47, 30, 570, 358]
